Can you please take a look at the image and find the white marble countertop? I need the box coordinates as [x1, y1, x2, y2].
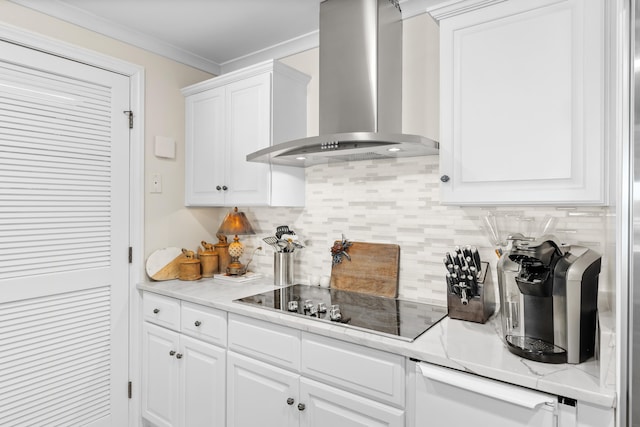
[137, 277, 616, 408]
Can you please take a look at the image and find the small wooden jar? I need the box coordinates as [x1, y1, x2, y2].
[214, 235, 231, 274]
[179, 249, 201, 281]
[199, 240, 219, 277]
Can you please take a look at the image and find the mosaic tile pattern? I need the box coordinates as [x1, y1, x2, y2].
[242, 156, 614, 306]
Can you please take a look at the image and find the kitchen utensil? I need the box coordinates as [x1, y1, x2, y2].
[275, 225, 294, 239]
[330, 242, 400, 298]
[262, 236, 281, 252]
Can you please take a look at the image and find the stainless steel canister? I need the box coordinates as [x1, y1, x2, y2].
[274, 252, 294, 286]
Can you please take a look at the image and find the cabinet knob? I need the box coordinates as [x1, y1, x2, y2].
[169, 350, 176, 356]
[194, 321, 201, 327]
[286, 398, 294, 405]
[216, 185, 222, 191]
[297, 403, 305, 411]
[222, 185, 228, 191]
[440, 175, 450, 183]
[175, 353, 183, 359]
[153, 308, 160, 314]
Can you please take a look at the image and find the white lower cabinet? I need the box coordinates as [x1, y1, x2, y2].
[226, 314, 405, 427]
[141, 293, 227, 427]
[299, 377, 404, 427]
[226, 351, 299, 427]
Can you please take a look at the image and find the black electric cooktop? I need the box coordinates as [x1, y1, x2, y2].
[234, 284, 447, 342]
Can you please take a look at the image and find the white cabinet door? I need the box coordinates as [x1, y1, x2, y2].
[438, 0, 606, 205]
[142, 323, 180, 427]
[225, 72, 272, 206]
[142, 321, 226, 427]
[180, 335, 226, 427]
[299, 378, 404, 427]
[227, 351, 299, 427]
[184, 87, 226, 206]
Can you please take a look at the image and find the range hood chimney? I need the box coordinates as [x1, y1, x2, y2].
[247, 0, 438, 167]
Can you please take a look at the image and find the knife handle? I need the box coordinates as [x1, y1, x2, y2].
[471, 247, 482, 271]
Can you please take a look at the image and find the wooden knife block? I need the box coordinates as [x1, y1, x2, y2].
[447, 262, 496, 324]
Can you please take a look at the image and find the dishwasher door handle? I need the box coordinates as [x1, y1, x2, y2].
[417, 363, 556, 410]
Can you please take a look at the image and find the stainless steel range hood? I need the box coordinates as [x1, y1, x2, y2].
[247, 0, 438, 167]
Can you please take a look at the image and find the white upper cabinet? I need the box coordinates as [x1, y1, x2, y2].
[183, 60, 310, 207]
[436, 0, 608, 205]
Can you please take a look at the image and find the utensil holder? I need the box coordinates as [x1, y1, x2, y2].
[447, 262, 495, 323]
[274, 252, 294, 286]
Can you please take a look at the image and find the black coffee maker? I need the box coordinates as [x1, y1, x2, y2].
[497, 235, 601, 364]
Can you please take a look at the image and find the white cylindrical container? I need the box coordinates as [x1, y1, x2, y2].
[274, 252, 294, 286]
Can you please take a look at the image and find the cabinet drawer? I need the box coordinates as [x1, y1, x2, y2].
[228, 314, 300, 371]
[181, 302, 227, 347]
[142, 292, 180, 330]
[301, 333, 405, 407]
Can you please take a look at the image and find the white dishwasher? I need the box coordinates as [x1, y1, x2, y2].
[410, 361, 577, 427]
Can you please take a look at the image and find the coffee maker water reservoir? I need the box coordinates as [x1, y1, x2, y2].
[497, 235, 601, 364]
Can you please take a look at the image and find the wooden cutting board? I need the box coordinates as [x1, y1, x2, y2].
[330, 242, 400, 298]
[146, 247, 187, 281]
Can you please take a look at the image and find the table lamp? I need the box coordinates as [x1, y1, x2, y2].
[216, 207, 255, 275]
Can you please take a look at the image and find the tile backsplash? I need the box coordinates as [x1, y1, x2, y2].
[242, 156, 614, 307]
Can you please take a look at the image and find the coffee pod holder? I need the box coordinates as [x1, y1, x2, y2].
[447, 262, 495, 324]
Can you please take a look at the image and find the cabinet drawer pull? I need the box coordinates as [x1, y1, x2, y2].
[440, 175, 450, 183]
[286, 398, 294, 405]
[216, 185, 222, 191]
[194, 320, 202, 327]
[169, 350, 176, 356]
[176, 353, 183, 359]
[297, 403, 305, 411]
[153, 308, 160, 314]
[222, 185, 228, 191]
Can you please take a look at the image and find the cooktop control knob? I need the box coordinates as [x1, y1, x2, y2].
[303, 299, 314, 312]
[308, 305, 318, 316]
[317, 302, 327, 313]
[287, 301, 298, 312]
[329, 306, 342, 321]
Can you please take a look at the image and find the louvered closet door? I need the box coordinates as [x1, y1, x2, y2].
[0, 41, 130, 426]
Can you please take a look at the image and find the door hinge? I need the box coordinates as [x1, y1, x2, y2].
[128, 246, 133, 263]
[123, 110, 133, 129]
[128, 381, 132, 399]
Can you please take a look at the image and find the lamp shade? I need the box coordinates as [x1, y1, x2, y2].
[217, 207, 255, 236]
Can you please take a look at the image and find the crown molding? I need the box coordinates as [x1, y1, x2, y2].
[8, 0, 223, 74]
[424, 0, 507, 21]
[9, 0, 433, 75]
[220, 30, 319, 74]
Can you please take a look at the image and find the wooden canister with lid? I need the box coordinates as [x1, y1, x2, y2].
[179, 248, 201, 281]
[199, 240, 219, 277]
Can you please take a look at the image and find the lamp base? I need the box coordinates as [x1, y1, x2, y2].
[226, 261, 246, 276]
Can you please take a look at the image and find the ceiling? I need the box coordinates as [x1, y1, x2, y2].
[9, 0, 435, 75]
